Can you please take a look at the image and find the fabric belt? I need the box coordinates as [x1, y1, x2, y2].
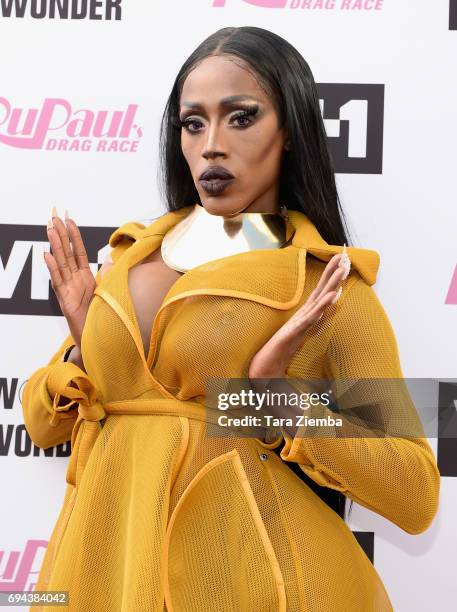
[46, 368, 258, 489]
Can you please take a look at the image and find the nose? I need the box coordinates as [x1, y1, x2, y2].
[202, 122, 226, 160]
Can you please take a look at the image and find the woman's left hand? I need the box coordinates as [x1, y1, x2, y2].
[248, 250, 351, 379]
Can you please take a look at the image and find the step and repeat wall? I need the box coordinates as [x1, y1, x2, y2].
[1, 1, 456, 610]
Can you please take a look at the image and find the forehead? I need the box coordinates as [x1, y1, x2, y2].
[180, 55, 268, 106]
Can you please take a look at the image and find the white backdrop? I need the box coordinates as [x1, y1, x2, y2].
[1, 1, 456, 610]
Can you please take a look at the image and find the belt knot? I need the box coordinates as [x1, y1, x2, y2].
[45, 361, 105, 488]
[47, 361, 105, 426]
[78, 399, 106, 422]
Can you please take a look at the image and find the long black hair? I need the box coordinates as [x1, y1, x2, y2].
[158, 25, 354, 522]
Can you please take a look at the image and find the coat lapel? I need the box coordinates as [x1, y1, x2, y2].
[288, 209, 380, 286]
[119, 205, 380, 305]
[93, 204, 380, 374]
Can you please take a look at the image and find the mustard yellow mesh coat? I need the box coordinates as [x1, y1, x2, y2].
[22, 205, 440, 612]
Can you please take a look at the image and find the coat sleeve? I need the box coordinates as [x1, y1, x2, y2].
[20, 226, 138, 450]
[21, 332, 82, 449]
[281, 276, 440, 535]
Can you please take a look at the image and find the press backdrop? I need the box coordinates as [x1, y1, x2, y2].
[1, 1, 456, 610]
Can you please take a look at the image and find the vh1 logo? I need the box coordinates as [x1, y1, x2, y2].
[451, 0, 457, 29]
[319, 83, 384, 174]
[0, 224, 115, 316]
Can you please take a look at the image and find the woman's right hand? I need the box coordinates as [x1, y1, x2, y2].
[44, 207, 97, 349]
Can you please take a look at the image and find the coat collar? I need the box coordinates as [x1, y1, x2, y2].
[287, 209, 380, 286]
[108, 204, 380, 295]
[100, 205, 380, 373]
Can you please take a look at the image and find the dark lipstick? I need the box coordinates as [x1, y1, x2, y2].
[199, 165, 235, 196]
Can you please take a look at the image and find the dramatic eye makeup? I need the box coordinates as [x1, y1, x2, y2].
[175, 95, 264, 133]
[178, 105, 260, 133]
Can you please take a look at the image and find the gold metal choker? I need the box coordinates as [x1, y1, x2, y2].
[161, 203, 296, 273]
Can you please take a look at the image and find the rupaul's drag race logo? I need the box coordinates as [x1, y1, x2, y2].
[0, 0, 122, 20]
[213, 0, 384, 9]
[0, 97, 142, 152]
[0, 540, 49, 591]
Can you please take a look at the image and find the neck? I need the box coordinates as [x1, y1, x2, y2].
[161, 203, 295, 273]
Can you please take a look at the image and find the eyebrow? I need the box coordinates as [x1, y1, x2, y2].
[180, 94, 262, 111]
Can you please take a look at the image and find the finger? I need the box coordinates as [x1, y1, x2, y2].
[52, 215, 79, 273]
[312, 244, 351, 302]
[307, 253, 345, 303]
[65, 216, 91, 272]
[293, 287, 339, 328]
[307, 263, 345, 312]
[47, 218, 72, 283]
[293, 292, 337, 332]
[315, 264, 346, 301]
[309, 290, 339, 320]
[43, 251, 65, 297]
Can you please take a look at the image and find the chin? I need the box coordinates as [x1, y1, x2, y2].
[199, 199, 235, 216]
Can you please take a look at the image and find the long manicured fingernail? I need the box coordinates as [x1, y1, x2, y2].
[64, 208, 69, 221]
[51, 205, 58, 218]
[331, 286, 343, 304]
[47, 217, 54, 230]
[339, 243, 351, 279]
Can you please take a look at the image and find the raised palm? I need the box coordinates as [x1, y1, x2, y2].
[44, 208, 97, 348]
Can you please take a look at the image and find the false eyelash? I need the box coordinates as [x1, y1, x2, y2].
[173, 105, 260, 131]
[230, 106, 259, 122]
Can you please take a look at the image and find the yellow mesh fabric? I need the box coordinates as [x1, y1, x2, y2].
[21, 205, 440, 611]
[150, 295, 292, 400]
[281, 272, 441, 536]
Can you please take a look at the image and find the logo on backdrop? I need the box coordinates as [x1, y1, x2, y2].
[445, 264, 457, 304]
[0, 0, 122, 20]
[212, 0, 384, 10]
[0, 98, 142, 152]
[318, 83, 384, 173]
[352, 532, 374, 563]
[437, 381, 457, 477]
[1, 376, 71, 457]
[450, 0, 457, 29]
[0, 224, 115, 315]
[0, 420, 71, 457]
[0, 540, 48, 591]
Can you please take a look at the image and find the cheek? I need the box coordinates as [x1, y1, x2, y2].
[180, 135, 189, 157]
[235, 128, 283, 186]
[181, 134, 197, 165]
[239, 125, 283, 166]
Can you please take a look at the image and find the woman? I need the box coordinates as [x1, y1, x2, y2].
[22, 26, 440, 612]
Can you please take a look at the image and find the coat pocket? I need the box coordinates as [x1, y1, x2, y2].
[163, 448, 287, 612]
